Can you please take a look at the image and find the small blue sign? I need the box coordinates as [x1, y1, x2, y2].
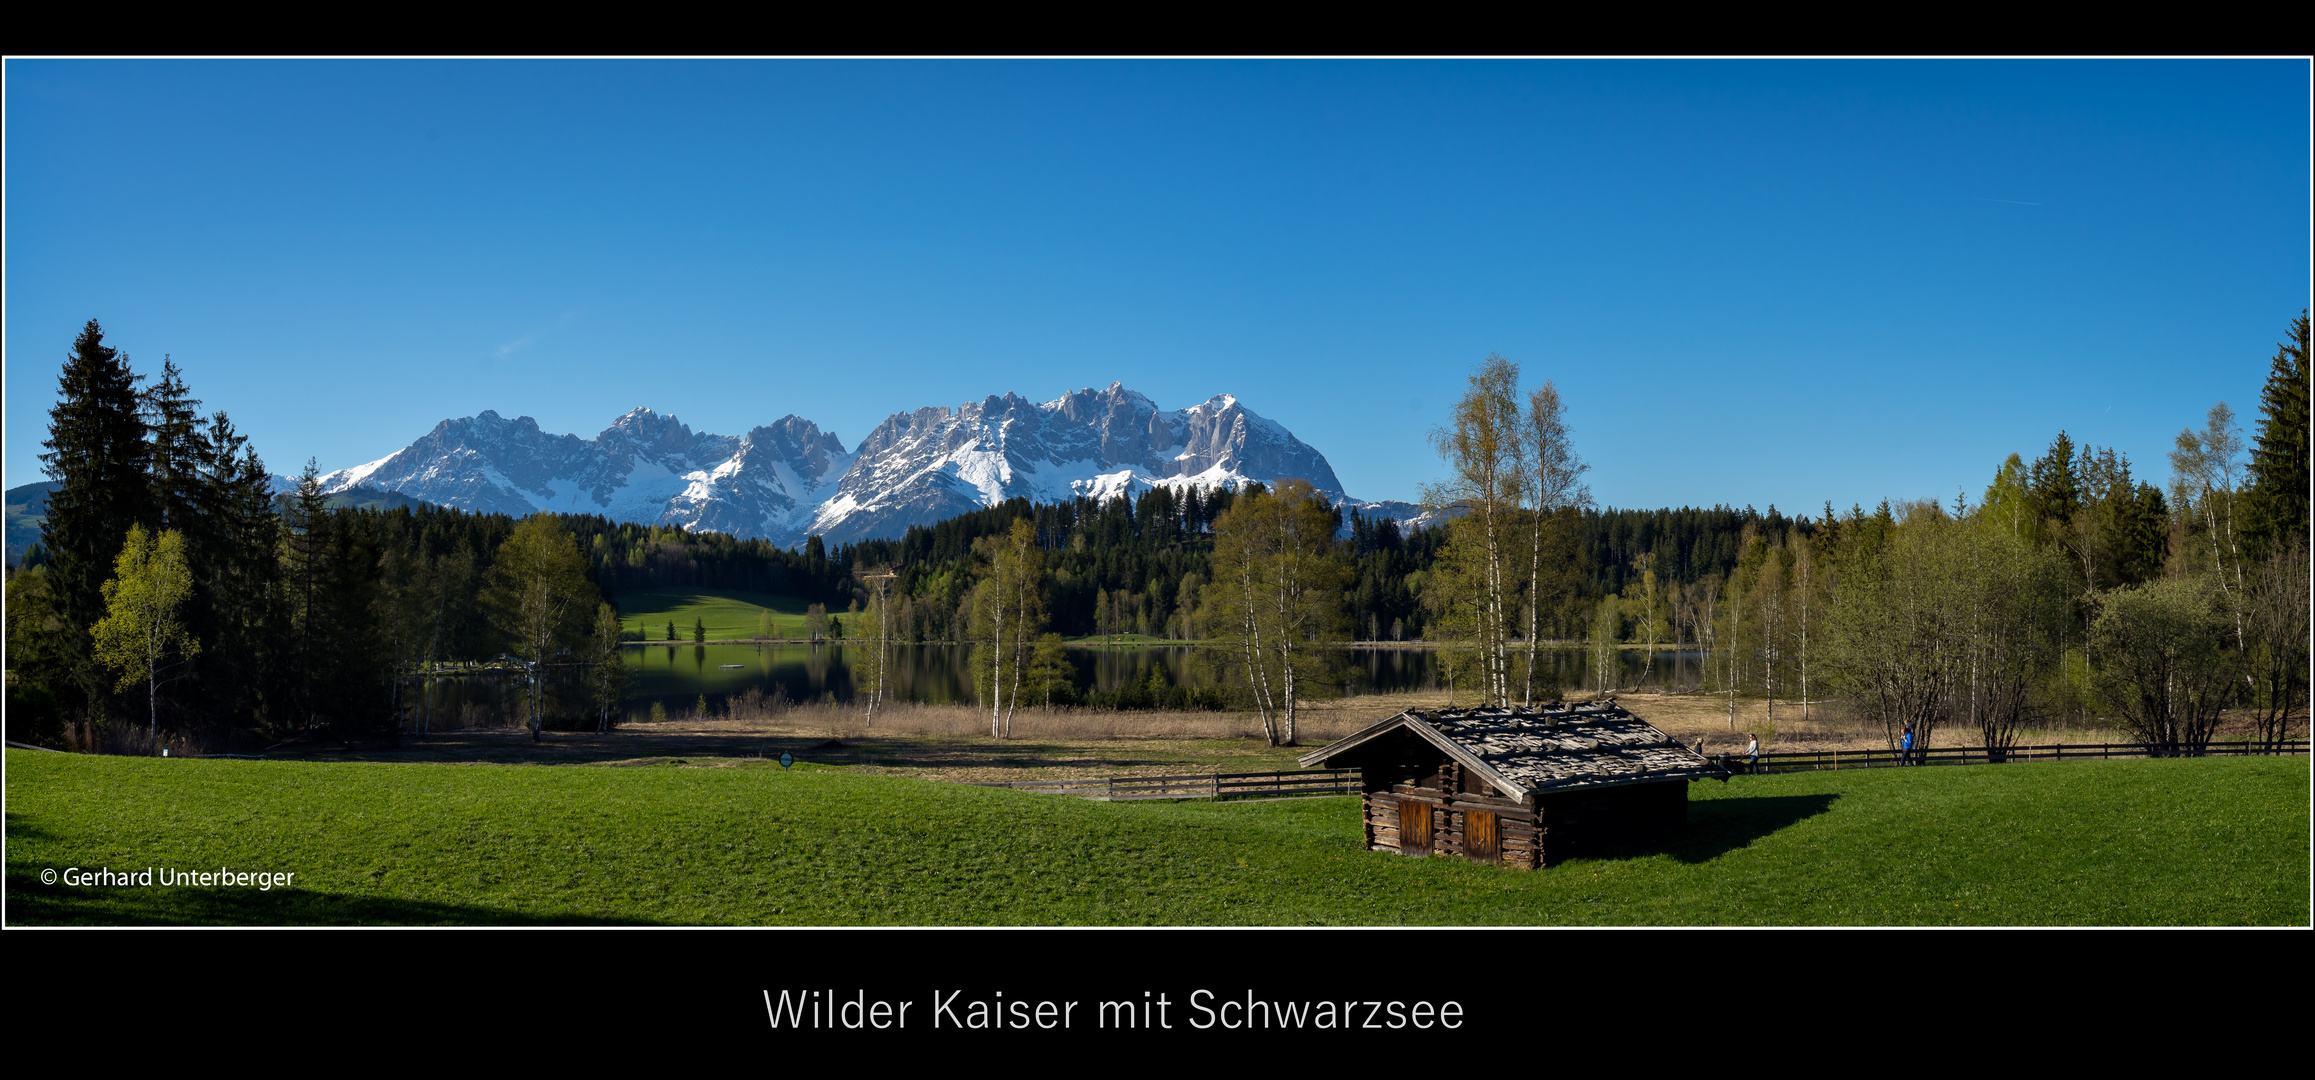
[779, 751, 794, 770]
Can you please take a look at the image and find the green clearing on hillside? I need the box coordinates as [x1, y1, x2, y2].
[5, 480, 56, 560]
[5, 752, 2304, 926]
[614, 587, 818, 640]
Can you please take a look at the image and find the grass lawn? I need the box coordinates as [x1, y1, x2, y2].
[5, 751, 2304, 926]
[615, 586, 819, 640]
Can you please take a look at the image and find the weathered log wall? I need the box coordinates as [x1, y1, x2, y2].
[1364, 781, 1542, 870]
[1361, 771, 1686, 870]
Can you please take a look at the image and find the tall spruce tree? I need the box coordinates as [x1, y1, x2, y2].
[143, 357, 207, 535]
[281, 460, 333, 734]
[141, 358, 216, 722]
[197, 410, 285, 734]
[315, 509, 387, 741]
[2242, 310, 2310, 557]
[38, 319, 152, 716]
[2026, 431, 2080, 549]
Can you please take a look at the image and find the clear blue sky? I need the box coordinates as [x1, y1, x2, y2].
[6, 60, 2307, 516]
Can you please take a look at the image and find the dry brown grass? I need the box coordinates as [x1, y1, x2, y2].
[253, 686, 2301, 779]
[1282, 687, 2191, 753]
[1610, 692, 1880, 752]
[1598, 692, 2304, 753]
[261, 698, 1401, 781]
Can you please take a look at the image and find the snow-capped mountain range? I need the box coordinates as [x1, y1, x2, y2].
[320, 383, 1416, 547]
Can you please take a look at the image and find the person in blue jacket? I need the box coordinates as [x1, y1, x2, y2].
[1899, 724, 1915, 765]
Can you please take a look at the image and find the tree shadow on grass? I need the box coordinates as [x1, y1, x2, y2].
[3, 813, 59, 845]
[4, 866, 663, 927]
[1555, 793, 1841, 867]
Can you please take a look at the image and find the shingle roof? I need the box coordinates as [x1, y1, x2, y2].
[1297, 703, 1728, 797]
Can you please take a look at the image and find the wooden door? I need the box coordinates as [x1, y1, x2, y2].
[1466, 809, 1500, 862]
[1399, 798, 1433, 856]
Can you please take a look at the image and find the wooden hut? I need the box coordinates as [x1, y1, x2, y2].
[1297, 703, 1728, 869]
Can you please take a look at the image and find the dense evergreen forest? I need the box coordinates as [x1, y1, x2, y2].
[7, 314, 2307, 754]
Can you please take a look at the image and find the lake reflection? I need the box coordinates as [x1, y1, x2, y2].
[619, 642, 1707, 712]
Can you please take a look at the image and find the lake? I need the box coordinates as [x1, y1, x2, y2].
[403, 643, 1709, 728]
[620, 641, 1708, 710]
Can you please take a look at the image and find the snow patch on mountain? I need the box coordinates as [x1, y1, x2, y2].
[321, 384, 1413, 546]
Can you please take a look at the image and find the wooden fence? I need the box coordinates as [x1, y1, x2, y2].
[970, 768, 1362, 802]
[973, 741, 2309, 800]
[1735, 739, 2310, 774]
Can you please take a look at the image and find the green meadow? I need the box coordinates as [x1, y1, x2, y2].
[5, 751, 2304, 926]
[611, 585, 1200, 646]
[615, 587, 818, 640]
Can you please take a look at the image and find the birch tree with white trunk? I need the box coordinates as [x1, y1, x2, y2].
[91, 524, 199, 746]
[1520, 380, 1591, 705]
[1425, 356, 1526, 708]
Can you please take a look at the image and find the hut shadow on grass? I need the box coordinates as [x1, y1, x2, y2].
[1554, 792, 1840, 867]
[5, 867, 664, 927]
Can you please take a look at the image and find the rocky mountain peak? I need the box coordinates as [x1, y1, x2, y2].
[322, 385, 1367, 547]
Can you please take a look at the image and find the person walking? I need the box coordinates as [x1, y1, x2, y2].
[1899, 725, 1915, 766]
[1745, 733, 1760, 774]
